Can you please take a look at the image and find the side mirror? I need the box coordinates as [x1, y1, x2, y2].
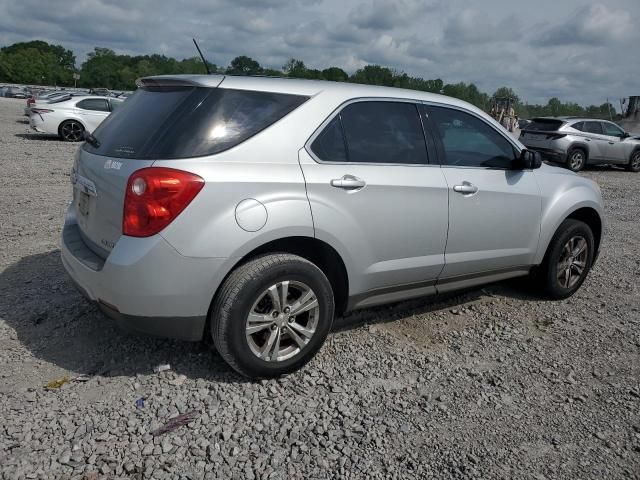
[622, 132, 630, 138]
[514, 149, 542, 170]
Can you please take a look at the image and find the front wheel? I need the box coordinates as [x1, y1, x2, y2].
[536, 219, 594, 299]
[211, 254, 335, 378]
[627, 150, 640, 172]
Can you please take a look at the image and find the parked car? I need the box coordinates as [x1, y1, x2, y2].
[520, 117, 640, 172]
[3, 86, 28, 98]
[61, 75, 604, 377]
[30, 96, 123, 141]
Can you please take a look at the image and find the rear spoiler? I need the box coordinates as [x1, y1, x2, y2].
[136, 75, 225, 89]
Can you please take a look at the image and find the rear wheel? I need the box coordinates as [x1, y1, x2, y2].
[566, 148, 586, 172]
[627, 150, 640, 172]
[535, 219, 594, 299]
[211, 254, 334, 378]
[59, 120, 84, 142]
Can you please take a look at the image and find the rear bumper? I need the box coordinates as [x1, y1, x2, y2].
[61, 206, 229, 341]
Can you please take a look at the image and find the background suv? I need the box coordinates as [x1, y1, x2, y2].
[520, 117, 640, 172]
[61, 75, 604, 378]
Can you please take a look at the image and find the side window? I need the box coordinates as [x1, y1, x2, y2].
[582, 121, 603, 134]
[602, 122, 624, 138]
[572, 122, 584, 131]
[427, 106, 516, 168]
[76, 99, 110, 112]
[310, 117, 347, 162]
[340, 102, 429, 164]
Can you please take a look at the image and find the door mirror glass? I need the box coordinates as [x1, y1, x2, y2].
[515, 149, 542, 169]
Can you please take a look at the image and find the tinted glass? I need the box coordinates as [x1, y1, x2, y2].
[526, 119, 564, 131]
[602, 122, 624, 137]
[582, 121, 603, 134]
[428, 106, 516, 168]
[76, 99, 109, 112]
[310, 117, 347, 162]
[83, 87, 308, 159]
[572, 122, 584, 131]
[340, 102, 428, 164]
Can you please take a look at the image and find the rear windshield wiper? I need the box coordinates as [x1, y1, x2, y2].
[84, 131, 101, 148]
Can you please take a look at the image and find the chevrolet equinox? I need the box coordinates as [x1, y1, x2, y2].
[61, 75, 604, 377]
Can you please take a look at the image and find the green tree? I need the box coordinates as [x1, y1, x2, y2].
[349, 65, 395, 86]
[227, 56, 262, 75]
[321, 67, 348, 82]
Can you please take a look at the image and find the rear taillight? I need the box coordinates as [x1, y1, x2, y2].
[27, 97, 35, 106]
[123, 167, 204, 237]
[30, 108, 53, 114]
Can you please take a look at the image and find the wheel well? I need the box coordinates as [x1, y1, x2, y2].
[569, 144, 588, 159]
[566, 207, 602, 252]
[230, 237, 349, 316]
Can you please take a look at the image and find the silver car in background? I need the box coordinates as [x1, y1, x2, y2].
[520, 117, 640, 172]
[61, 75, 604, 378]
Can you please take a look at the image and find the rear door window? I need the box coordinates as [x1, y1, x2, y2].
[312, 101, 429, 164]
[76, 99, 110, 112]
[310, 117, 348, 162]
[83, 87, 308, 159]
[583, 121, 603, 135]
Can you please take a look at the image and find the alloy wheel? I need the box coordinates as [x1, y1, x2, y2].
[556, 236, 588, 289]
[632, 152, 640, 170]
[61, 121, 84, 141]
[569, 151, 584, 171]
[245, 280, 320, 362]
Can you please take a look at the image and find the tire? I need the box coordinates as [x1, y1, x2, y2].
[627, 149, 640, 172]
[566, 148, 586, 172]
[211, 254, 335, 378]
[59, 120, 85, 142]
[536, 219, 594, 300]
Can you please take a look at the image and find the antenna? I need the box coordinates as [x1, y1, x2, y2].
[192, 38, 211, 75]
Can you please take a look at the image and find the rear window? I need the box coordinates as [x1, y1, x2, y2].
[525, 119, 564, 132]
[83, 87, 308, 159]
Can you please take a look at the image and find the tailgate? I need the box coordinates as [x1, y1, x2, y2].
[72, 149, 154, 258]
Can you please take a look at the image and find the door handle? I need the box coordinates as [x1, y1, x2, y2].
[453, 182, 478, 195]
[609, 141, 615, 144]
[330, 175, 366, 190]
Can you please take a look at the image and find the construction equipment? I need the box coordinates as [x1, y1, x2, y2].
[490, 97, 517, 132]
[619, 96, 640, 133]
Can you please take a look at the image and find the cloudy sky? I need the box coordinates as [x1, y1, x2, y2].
[0, 0, 637, 105]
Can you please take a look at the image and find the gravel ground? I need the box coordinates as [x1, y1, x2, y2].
[0, 97, 639, 480]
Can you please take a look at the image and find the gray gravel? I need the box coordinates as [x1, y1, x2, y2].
[1, 97, 639, 480]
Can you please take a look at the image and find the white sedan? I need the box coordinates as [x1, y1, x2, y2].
[29, 96, 124, 142]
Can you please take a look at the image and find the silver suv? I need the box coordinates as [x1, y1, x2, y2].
[520, 117, 640, 172]
[61, 75, 604, 377]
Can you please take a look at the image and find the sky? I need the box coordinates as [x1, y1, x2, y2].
[0, 0, 638, 106]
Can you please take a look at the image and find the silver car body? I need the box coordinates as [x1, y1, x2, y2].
[61, 75, 604, 340]
[520, 117, 640, 166]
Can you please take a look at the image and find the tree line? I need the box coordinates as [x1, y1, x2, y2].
[0, 40, 616, 119]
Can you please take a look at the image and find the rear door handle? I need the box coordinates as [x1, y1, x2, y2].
[330, 175, 366, 190]
[453, 182, 478, 195]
